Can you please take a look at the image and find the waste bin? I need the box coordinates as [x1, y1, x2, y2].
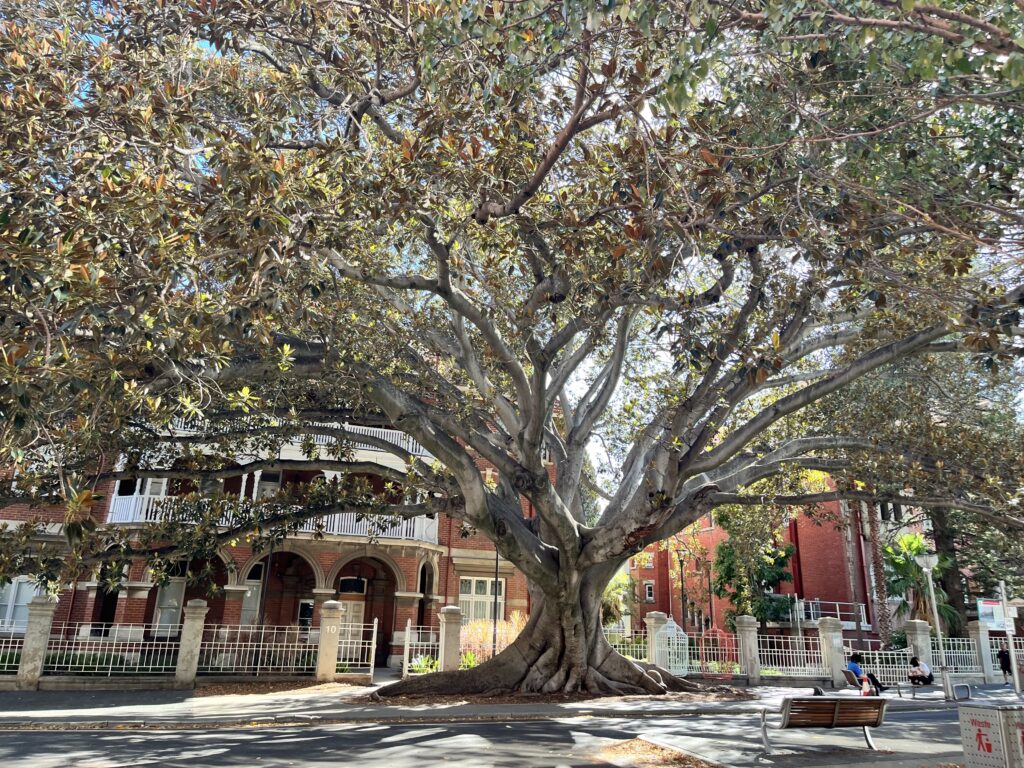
[959, 703, 1024, 768]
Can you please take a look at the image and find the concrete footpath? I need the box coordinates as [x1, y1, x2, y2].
[0, 677, 1019, 728]
[1, 680, 1021, 768]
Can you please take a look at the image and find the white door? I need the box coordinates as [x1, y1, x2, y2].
[240, 581, 262, 625]
[337, 600, 366, 662]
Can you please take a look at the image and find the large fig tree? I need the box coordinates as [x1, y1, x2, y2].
[2, 1, 1023, 695]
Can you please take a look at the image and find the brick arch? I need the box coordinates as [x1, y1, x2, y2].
[237, 543, 326, 589]
[325, 549, 407, 593]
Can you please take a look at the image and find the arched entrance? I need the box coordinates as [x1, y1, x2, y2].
[335, 557, 397, 667]
[242, 552, 317, 627]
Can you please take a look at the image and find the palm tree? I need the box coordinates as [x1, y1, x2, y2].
[884, 533, 959, 631]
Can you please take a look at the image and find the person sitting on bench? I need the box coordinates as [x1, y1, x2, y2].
[908, 657, 934, 686]
[848, 653, 888, 693]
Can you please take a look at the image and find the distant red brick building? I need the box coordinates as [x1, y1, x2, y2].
[629, 499, 882, 639]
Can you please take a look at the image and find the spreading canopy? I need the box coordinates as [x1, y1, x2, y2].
[2, 0, 1023, 694]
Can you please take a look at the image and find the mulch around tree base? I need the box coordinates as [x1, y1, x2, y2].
[357, 686, 753, 707]
[599, 738, 717, 767]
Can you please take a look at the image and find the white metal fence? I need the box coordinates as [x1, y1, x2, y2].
[988, 636, 1024, 671]
[931, 637, 980, 673]
[758, 634, 828, 677]
[44, 623, 180, 676]
[852, 648, 913, 686]
[0, 635, 23, 674]
[798, 599, 869, 628]
[337, 620, 378, 675]
[402, 621, 439, 677]
[606, 630, 648, 663]
[691, 632, 744, 676]
[198, 625, 316, 676]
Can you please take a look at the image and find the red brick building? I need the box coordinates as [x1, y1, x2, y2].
[0, 425, 531, 668]
[629, 499, 882, 639]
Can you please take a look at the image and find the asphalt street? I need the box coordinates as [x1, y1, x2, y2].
[0, 708, 966, 768]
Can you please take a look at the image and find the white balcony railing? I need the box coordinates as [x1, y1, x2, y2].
[107, 495, 439, 544]
[169, 418, 432, 458]
[798, 599, 871, 630]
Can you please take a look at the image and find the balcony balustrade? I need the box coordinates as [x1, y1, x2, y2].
[170, 419, 432, 458]
[107, 494, 439, 544]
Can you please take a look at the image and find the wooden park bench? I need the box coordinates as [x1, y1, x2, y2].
[760, 696, 888, 754]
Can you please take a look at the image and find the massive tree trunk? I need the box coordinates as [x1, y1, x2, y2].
[377, 565, 698, 697]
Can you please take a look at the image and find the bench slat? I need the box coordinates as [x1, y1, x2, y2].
[780, 697, 886, 730]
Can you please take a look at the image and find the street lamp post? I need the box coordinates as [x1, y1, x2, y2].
[676, 551, 687, 633]
[915, 552, 955, 701]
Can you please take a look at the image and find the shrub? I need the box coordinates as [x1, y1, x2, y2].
[0, 650, 21, 672]
[460, 611, 527, 662]
[459, 650, 479, 670]
[407, 655, 439, 674]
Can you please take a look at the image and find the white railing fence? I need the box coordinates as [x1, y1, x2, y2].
[691, 632, 744, 675]
[798, 599, 869, 628]
[758, 634, 828, 677]
[851, 648, 914, 686]
[109, 494, 439, 544]
[931, 637, 980, 673]
[44, 623, 180, 676]
[402, 620, 440, 677]
[0, 635, 24, 674]
[337, 620, 378, 675]
[606, 630, 649, 663]
[198, 625, 317, 676]
[988, 636, 1024, 671]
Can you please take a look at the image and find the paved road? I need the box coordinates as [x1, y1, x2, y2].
[0, 709, 967, 768]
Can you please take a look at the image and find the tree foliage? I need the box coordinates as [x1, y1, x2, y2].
[1, 0, 1023, 694]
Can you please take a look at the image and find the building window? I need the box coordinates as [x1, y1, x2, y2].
[297, 599, 314, 628]
[0, 577, 39, 632]
[644, 582, 655, 603]
[338, 577, 366, 595]
[458, 576, 505, 623]
[629, 559, 637, 569]
[154, 578, 186, 632]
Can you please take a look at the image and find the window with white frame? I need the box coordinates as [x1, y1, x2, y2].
[154, 579, 185, 632]
[644, 581, 655, 603]
[458, 576, 505, 623]
[0, 577, 39, 632]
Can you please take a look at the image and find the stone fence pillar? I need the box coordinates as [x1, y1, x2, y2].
[16, 596, 58, 690]
[316, 600, 342, 682]
[816, 616, 847, 688]
[438, 605, 462, 672]
[174, 599, 208, 687]
[734, 615, 761, 686]
[967, 620, 995, 683]
[644, 612, 667, 664]
[904, 619, 933, 668]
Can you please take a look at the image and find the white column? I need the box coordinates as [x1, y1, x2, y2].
[904, 619, 933, 668]
[816, 616, 847, 688]
[317, 601, 343, 681]
[238, 472, 249, 501]
[175, 599, 209, 687]
[438, 605, 463, 672]
[644, 611, 667, 664]
[16, 596, 58, 690]
[735, 615, 761, 686]
[251, 470, 262, 500]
